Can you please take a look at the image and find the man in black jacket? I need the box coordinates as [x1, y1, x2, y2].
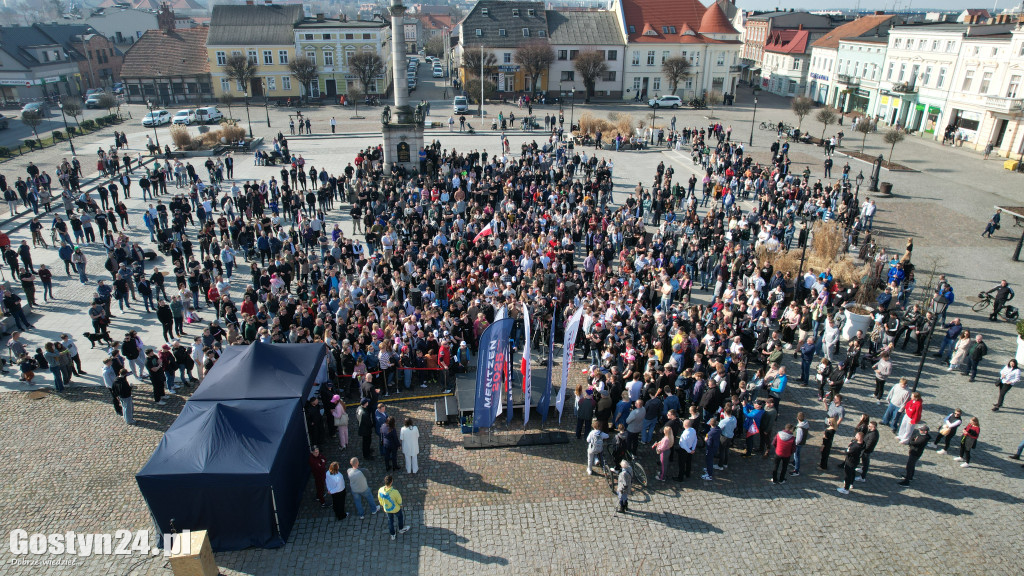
[838, 432, 864, 494]
[987, 280, 1013, 321]
[858, 421, 879, 482]
[356, 398, 375, 460]
[898, 424, 930, 486]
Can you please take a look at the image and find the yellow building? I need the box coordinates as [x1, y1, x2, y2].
[294, 14, 392, 99]
[207, 3, 303, 100]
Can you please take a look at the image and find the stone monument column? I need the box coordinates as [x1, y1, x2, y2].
[390, 0, 409, 114]
[381, 0, 424, 172]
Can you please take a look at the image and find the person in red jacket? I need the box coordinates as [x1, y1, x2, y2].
[206, 284, 221, 318]
[898, 392, 923, 444]
[437, 338, 452, 393]
[308, 446, 328, 508]
[954, 417, 981, 467]
[770, 423, 796, 484]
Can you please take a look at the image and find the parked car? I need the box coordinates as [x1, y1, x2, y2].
[453, 96, 469, 114]
[84, 95, 102, 109]
[112, 82, 125, 95]
[171, 109, 196, 125]
[432, 66, 444, 78]
[21, 102, 50, 116]
[407, 78, 417, 92]
[142, 109, 170, 126]
[0, 114, 8, 130]
[83, 88, 103, 101]
[647, 95, 682, 108]
[195, 106, 224, 124]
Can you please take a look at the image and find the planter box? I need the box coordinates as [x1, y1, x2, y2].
[842, 306, 874, 341]
[1016, 336, 1024, 364]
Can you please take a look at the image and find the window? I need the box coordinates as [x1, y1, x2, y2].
[992, 47, 999, 57]
[503, 52, 511, 63]
[569, 50, 578, 60]
[306, 51, 316, 65]
[931, 40, 939, 50]
[475, 29, 482, 37]
[279, 50, 289, 64]
[263, 50, 273, 65]
[267, 76, 276, 91]
[647, 50, 655, 65]
[946, 40, 956, 52]
[898, 63, 905, 81]
[304, 34, 314, 40]
[961, 69, 974, 91]
[216, 51, 226, 65]
[362, 34, 371, 40]
[980, 71, 993, 93]
[886, 62, 894, 80]
[603, 71, 616, 82]
[633, 77, 641, 92]
[282, 76, 291, 90]
[652, 77, 660, 91]
[522, 28, 530, 37]
[324, 50, 333, 66]
[662, 26, 670, 34]
[558, 50, 567, 61]
[938, 67, 947, 87]
[537, 30, 545, 37]
[512, 8, 519, 16]
[628, 25, 635, 34]
[893, 39, 901, 49]
[345, 34, 354, 40]
[607, 50, 617, 61]
[1008, 75, 1021, 98]
[717, 52, 725, 66]
[528, 9, 535, 16]
[499, 28, 506, 36]
[236, 81, 244, 92]
[792, 58, 800, 70]
[323, 34, 331, 40]
[247, 50, 257, 64]
[560, 70, 574, 81]
[481, 6, 488, 15]
[661, 51, 669, 63]
[221, 78, 230, 93]
[918, 39, 926, 50]
[972, 46, 980, 56]
[632, 51, 640, 66]
[922, 66, 931, 85]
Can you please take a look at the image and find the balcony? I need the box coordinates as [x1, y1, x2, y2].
[984, 96, 1024, 113]
[891, 81, 917, 94]
[729, 64, 744, 72]
[837, 74, 859, 86]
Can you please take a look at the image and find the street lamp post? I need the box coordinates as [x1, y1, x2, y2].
[749, 94, 758, 146]
[569, 88, 576, 133]
[242, 90, 254, 138]
[794, 219, 810, 300]
[911, 293, 949, 392]
[146, 100, 160, 149]
[57, 101, 75, 156]
[855, 171, 864, 204]
[262, 79, 271, 127]
[868, 154, 882, 191]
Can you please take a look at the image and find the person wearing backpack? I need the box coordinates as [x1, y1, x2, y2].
[585, 419, 609, 476]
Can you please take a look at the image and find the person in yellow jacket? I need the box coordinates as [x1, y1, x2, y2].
[377, 475, 410, 540]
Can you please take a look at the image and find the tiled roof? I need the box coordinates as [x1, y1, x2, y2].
[97, 0, 205, 10]
[208, 4, 304, 46]
[461, 0, 548, 48]
[621, 0, 738, 44]
[0, 23, 110, 69]
[120, 27, 209, 78]
[546, 10, 624, 45]
[810, 14, 895, 49]
[764, 28, 810, 54]
[419, 13, 453, 31]
[698, 2, 736, 35]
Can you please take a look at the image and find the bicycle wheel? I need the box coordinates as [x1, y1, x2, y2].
[972, 299, 990, 312]
[630, 459, 648, 489]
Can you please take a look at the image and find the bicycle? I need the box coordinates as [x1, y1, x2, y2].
[972, 291, 1019, 320]
[602, 444, 646, 492]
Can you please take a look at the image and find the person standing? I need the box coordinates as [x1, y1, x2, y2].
[356, 398, 375, 460]
[678, 418, 697, 480]
[377, 475, 410, 540]
[701, 418, 721, 481]
[993, 359, 1020, 412]
[308, 446, 328, 508]
[954, 417, 981, 468]
[330, 117, 337, 134]
[112, 369, 135, 425]
[770, 423, 796, 485]
[883, 378, 911, 433]
[898, 425, 931, 486]
[400, 417, 420, 475]
[791, 412, 809, 476]
[325, 461, 348, 520]
[652, 424, 674, 482]
[381, 415, 399, 472]
[858, 422, 879, 482]
[898, 392, 923, 444]
[101, 357, 121, 415]
[837, 432, 865, 494]
[872, 352, 892, 402]
[576, 389, 596, 439]
[962, 335, 987, 382]
[819, 417, 837, 470]
[616, 459, 633, 514]
[331, 395, 348, 450]
[585, 418, 609, 476]
[144, 348, 166, 405]
[933, 409, 963, 454]
[346, 458, 380, 519]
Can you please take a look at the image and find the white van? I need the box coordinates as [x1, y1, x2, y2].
[195, 106, 224, 124]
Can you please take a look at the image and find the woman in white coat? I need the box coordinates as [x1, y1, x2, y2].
[399, 417, 420, 475]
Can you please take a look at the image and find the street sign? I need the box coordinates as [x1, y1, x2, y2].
[498, 72, 505, 87]
[498, 65, 520, 73]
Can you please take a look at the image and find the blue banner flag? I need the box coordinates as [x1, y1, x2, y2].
[473, 318, 515, 429]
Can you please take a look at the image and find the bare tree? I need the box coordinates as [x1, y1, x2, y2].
[513, 41, 555, 94]
[854, 119, 872, 152]
[288, 56, 319, 102]
[465, 78, 496, 104]
[706, 90, 722, 115]
[219, 93, 235, 119]
[574, 51, 608, 103]
[883, 128, 905, 164]
[462, 48, 497, 78]
[21, 111, 43, 147]
[223, 53, 259, 97]
[96, 93, 117, 116]
[348, 86, 364, 119]
[349, 52, 385, 94]
[424, 35, 446, 59]
[60, 99, 82, 130]
[816, 107, 837, 143]
[790, 96, 814, 131]
[661, 57, 690, 96]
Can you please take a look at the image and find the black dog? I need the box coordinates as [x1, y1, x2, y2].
[82, 331, 114, 348]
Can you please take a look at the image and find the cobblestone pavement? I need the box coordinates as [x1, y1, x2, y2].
[1, 94, 1024, 575]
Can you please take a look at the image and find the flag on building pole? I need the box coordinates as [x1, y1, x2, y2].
[538, 307, 556, 425]
[521, 303, 532, 427]
[473, 318, 515, 429]
[556, 305, 585, 422]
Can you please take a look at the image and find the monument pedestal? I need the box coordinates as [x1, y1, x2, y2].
[382, 121, 424, 173]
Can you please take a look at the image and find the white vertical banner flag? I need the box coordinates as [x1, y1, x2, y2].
[521, 303, 532, 427]
[556, 305, 585, 422]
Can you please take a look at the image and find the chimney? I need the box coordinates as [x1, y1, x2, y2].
[246, 0, 254, 4]
[798, 24, 803, 30]
[874, 10, 884, 15]
[157, 2, 175, 31]
[316, 12, 325, 21]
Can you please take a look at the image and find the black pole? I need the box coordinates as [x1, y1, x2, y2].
[749, 96, 757, 146]
[244, 93, 253, 138]
[59, 105, 75, 156]
[795, 221, 809, 300]
[1013, 225, 1024, 262]
[912, 304, 947, 393]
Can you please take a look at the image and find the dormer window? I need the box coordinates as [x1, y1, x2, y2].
[475, 28, 482, 36]
[528, 9, 535, 16]
[482, 7, 488, 15]
[512, 8, 520, 16]
[643, 29, 657, 36]
[522, 28, 530, 37]
[499, 28, 506, 36]
[628, 25, 635, 33]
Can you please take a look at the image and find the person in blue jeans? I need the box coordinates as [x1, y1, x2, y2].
[934, 319, 963, 361]
[882, 378, 911, 432]
[377, 475, 410, 540]
[346, 458, 380, 519]
[791, 413, 809, 476]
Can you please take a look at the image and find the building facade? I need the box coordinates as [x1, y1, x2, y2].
[208, 3, 304, 100]
[805, 14, 895, 108]
[456, 0, 551, 94]
[120, 22, 209, 105]
[546, 10, 625, 100]
[0, 24, 102, 102]
[759, 28, 811, 96]
[943, 32, 1017, 152]
[742, 11, 832, 85]
[832, 37, 888, 115]
[294, 15, 391, 99]
[613, 0, 743, 102]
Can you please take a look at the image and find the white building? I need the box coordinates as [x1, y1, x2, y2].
[546, 10, 626, 100]
[805, 14, 895, 106]
[942, 31, 1020, 153]
[833, 37, 888, 116]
